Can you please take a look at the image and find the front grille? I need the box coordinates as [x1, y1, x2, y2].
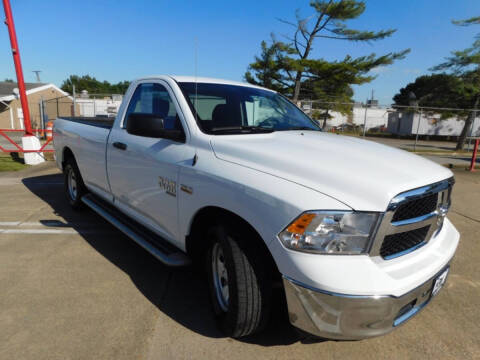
[370, 178, 453, 260]
[380, 226, 430, 259]
[392, 193, 438, 222]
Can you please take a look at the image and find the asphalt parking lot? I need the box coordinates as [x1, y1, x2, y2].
[1, 161, 479, 360]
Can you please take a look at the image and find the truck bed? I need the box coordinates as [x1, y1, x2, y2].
[59, 117, 115, 129]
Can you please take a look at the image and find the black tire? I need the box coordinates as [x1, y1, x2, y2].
[206, 221, 272, 338]
[63, 157, 87, 210]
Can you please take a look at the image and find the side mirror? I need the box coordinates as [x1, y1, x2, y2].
[126, 113, 185, 142]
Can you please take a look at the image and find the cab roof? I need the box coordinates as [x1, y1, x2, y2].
[136, 75, 275, 92]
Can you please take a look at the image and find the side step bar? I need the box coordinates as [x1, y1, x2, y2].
[81, 194, 190, 267]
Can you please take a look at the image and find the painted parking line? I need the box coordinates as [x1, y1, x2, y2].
[0, 228, 78, 234]
[0, 220, 118, 235]
[0, 221, 91, 226]
[0, 228, 117, 235]
[0, 179, 64, 186]
[0, 221, 102, 227]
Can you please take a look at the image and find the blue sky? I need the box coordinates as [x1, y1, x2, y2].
[0, 0, 479, 103]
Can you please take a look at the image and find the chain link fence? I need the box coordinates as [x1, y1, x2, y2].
[45, 93, 124, 121]
[2, 93, 479, 151]
[0, 93, 123, 154]
[299, 100, 480, 147]
[0, 93, 124, 132]
[0, 100, 49, 132]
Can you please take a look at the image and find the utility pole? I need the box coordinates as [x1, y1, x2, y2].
[363, 97, 368, 137]
[414, 107, 422, 152]
[3, 0, 33, 136]
[32, 70, 42, 83]
[72, 84, 76, 116]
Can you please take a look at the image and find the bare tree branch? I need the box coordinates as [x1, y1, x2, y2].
[276, 18, 298, 28]
[280, 33, 306, 48]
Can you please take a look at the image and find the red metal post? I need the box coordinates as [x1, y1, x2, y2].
[2, 0, 33, 135]
[469, 139, 479, 172]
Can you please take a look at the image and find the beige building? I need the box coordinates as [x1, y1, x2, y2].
[0, 82, 75, 130]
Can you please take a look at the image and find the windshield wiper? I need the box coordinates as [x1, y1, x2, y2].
[279, 126, 321, 131]
[209, 126, 274, 134]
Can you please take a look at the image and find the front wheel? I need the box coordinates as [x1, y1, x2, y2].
[206, 223, 271, 338]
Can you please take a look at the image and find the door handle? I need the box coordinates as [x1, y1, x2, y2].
[113, 142, 127, 150]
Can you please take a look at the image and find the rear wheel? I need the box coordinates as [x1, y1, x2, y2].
[206, 222, 272, 338]
[64, 157, 86, 210]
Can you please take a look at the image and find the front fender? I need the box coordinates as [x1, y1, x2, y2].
[177, 148, 350, 255]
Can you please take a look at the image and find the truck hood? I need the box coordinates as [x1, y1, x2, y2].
[210, 131, 453, 211]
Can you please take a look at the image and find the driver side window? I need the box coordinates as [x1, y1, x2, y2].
[125, 83, 182, 130]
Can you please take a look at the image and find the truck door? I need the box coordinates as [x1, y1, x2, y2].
[106, 81, 194, 248]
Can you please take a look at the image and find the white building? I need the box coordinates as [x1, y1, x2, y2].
[387, 111, 480, 137]
[76, 95, 123, 117]
[302, 103, 391, 130]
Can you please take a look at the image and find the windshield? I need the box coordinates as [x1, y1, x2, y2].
[178, 82, 320, 134]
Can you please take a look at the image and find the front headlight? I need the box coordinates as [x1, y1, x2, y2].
[278, 211, 380, 254]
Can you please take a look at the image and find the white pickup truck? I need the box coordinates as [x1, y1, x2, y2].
[53, 75, 459, 340]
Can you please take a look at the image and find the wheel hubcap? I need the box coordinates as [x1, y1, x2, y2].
[67, 168, 77, 200]
[212, 243, 229, 312]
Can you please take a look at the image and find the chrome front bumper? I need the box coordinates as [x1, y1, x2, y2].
[283, 265, 451, 340]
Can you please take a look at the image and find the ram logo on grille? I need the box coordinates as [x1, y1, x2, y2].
[437, 204, 449, 226]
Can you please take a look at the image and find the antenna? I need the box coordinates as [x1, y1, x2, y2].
[194, 38, 198, 124]
[32, 70, 42, 83]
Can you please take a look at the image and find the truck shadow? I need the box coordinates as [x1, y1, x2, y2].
[22, 173, 315, 346]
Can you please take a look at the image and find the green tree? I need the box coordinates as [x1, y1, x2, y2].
[246, 0, 409, 103]
[245, 39, 295, 93]
[393, 74, 478, 130]
[3, 78, 14, 83]
[393, 74, 467, 109]
[301, 54, 408, 125]
[431, 16, 480, 150]
[302, 75, 354, 128]
[61, 75, 130, 95]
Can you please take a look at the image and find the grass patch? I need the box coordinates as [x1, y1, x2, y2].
[404, 148, 453, 153]
[404, 148, 472, 154]
[334, 131, 393, 138]
[0, 153, 29, 172]
[333, 131, 363, 137]
[442, 163, 476, 170]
